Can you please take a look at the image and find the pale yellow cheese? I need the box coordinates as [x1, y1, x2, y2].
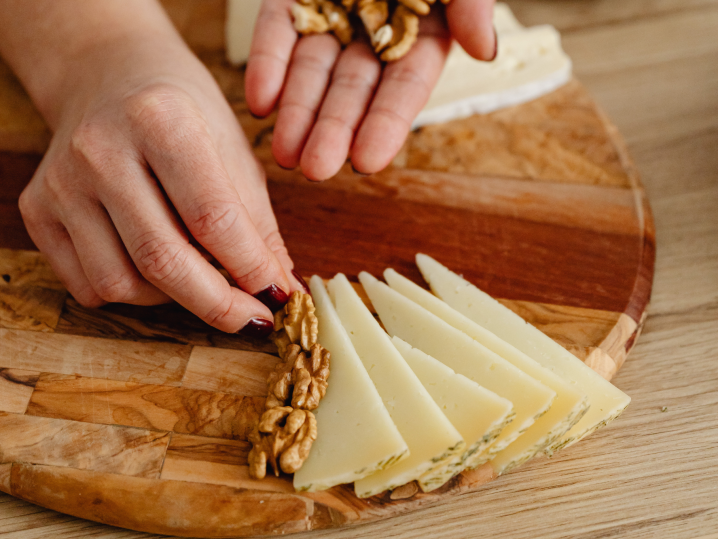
[327, 274, 465, 498]
[384, 269, 589, 474]
[358, 272, 556, 457]
[293, 277, 409, 492]
[391, 337, 514, 491]
[415, 254, 631, 451]
[225, 0, 263, 65]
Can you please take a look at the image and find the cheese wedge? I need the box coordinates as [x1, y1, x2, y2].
[327, 274, 465, 498]
[384, 269, 589, 474]
[415, 254, 631, 451]
[358, 272, 556, 457]
[293, 277, 409, 492]
[392, 337, 514, 491]
[225, 0, 263, 65]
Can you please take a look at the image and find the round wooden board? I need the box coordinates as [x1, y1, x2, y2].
[0, 37, 654, 539]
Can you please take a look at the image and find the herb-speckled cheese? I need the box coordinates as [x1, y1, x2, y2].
[391, 337, 514, 491]
[328, 274, 465, 498]
[415, 254, 631, 451]
[359, 272, 556, 457]
[293, 277, 409, 492]
[384, 268, 589, 474]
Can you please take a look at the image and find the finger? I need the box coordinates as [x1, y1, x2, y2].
[351, 35, 451, 174]
[245, 0, 299, 117]
[101, 161, 275, 334]
[271, 34, 341, 170]
[129, 88, 293, 309]
[446, 0, 497, 61]
[299, 42, 382, 181]
[59, 197, 171, 306]
[19, 190, 104, 308]
[212, 119, 308, 294]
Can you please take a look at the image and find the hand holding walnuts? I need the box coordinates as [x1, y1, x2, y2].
[245, 0, 497, 181]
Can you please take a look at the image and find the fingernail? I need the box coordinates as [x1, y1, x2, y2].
[249, 110, 267, 120]
[351, 165, 369, 177]
[489, 26, 498, 62]
[254, 284, 290, 312]
[292, 270, 310, 294]
[238, 317, 275, 339]
[277, 163, 296, 171]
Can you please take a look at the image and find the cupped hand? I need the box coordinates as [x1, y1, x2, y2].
[245, 0, 496, 181]
[19, 30, 306, 336]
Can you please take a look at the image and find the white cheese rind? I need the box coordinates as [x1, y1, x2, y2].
[293, 277, 409, 492]
[415, 254, 631, 451]
[328, 274, 465, 498]
[225, 0, 263, 65]
[358, 272, 556, 457]
[392, 337, 514, 491]
[413, 22, 572, 128]
[384, 269, 589, 474]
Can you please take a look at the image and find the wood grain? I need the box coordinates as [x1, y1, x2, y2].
[26, 374, 265, 441]
[0, 368, 39, 414]
[0, 0, 673, 537]
[9, 463, 314, 537]
[182, 347, 282, 396]
[0, 285, 66, 332]
[0, 413, 169, 478]
[0, 328, 191, 385]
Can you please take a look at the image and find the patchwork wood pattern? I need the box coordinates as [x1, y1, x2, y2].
[0, 1, 654, 536]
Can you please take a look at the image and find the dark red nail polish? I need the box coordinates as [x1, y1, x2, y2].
[277, 163, 296, 171]
[292, 270, 310, 294]
[238, 317, 275, 339]
[254, 284, 290, 312]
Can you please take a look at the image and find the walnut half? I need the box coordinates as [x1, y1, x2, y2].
[248, 407, 318, 478]
[249, 290, 330, 480]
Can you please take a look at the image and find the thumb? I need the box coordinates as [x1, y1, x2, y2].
[446, 0, 497, 61]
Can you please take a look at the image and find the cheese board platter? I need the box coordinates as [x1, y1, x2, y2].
[0, 0, 654, 536]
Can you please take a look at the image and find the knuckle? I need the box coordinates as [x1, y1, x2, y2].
[234, 246, 272, 285]
[203, 295, 236, 329]
[69, 122, 111, 172]
[133, 235, 191, 286]
[124, 84, 208, 145]
[93, 271, 141, 303]
[72, 286, 106, 309]
[188, 200, 242, 242]
[264, 229, 288, 257]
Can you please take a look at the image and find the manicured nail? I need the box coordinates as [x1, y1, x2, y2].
[277, 163, 296, 171]
[253, 284, 290, 312]
[249, 110, 267, 120]
[238, 317, 275, 339]
[489, 26, 498, 62]
[351, 165, 369, 176]
[292, 270, 310, 294]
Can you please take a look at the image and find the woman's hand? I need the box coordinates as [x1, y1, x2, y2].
[0, 0, 306, 336]
[245, 0, 496, 181]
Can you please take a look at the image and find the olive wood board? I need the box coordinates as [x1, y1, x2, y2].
[0, 1, 654, 536]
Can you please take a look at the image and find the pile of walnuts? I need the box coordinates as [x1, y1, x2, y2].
[291, 0, 451, 62]
[248, 291, 331, 479]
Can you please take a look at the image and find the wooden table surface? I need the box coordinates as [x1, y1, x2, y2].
[0, 1, 716, 538]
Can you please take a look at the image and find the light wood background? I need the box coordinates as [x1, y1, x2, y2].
[0, 0, 716, 538]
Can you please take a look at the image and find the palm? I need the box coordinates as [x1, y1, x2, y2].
[245, 0, 495, 181]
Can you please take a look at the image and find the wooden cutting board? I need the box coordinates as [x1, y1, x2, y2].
[0, 1, 654, 537]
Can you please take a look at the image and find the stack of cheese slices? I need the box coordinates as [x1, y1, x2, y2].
[293, 254, 631, 497]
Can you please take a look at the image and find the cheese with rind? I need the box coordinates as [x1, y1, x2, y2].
[384, 269, 589, 474]
[293, 277, 409, 492]
[358, 272, 556, 457]
[327, 274, 465, 498]
[415, 254, 631, 451]
[391, 337, 514, 491]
